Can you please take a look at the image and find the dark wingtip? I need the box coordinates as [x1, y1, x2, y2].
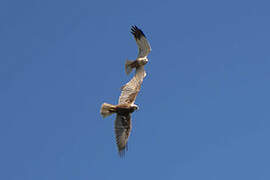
[130, 25, 146, 40]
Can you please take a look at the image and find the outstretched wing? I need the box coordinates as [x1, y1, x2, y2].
[114, 113, 132, 156]
[118, 65, 145, 105]
[131, 26, 151, 59]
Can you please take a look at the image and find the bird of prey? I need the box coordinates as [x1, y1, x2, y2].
[100, 64, 146, 156]
[125, 26, 152, 76]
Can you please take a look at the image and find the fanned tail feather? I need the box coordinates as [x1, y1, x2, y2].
[100, 103, 116, 118]
[125, 60, 135, 75]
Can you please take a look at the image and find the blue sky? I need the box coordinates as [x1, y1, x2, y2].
[1, 0, 270, 179]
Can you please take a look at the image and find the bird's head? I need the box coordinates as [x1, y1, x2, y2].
[131, 104, 139, 111]
[137, 58, 148, 66]
[141, 58, 148, 65]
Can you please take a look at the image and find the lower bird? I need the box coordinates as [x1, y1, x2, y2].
[100, 65, 146, 156]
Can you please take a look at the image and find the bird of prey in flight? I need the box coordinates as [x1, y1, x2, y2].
[125, 26, 152, 76]
[100, 26, 151, 156]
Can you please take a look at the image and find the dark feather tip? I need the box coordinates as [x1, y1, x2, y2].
[130, 25, 146, 40]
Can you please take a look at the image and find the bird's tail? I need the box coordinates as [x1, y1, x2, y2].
[125, 59, 136, 75]
[100, 103, 117, 118]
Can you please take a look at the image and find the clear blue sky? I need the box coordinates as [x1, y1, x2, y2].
[1, 0, 270, 179]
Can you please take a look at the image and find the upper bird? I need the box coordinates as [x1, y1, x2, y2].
[125, 26, 152, 76]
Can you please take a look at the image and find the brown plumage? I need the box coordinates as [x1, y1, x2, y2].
[100, 65, 146, 156]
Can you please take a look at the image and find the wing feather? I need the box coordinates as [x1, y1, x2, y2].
[114, 113, 132, 156]
[118, 66, 145, 105]
[131, 26, 151, 59]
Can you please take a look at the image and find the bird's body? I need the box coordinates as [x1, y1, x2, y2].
[100, 103, 138, 118]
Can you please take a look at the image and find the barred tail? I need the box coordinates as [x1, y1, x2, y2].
[100, 103, 116, 118]
[125, 60, 135, 75]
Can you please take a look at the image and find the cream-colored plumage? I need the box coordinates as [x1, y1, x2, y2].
[118, 65, 145, 105]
